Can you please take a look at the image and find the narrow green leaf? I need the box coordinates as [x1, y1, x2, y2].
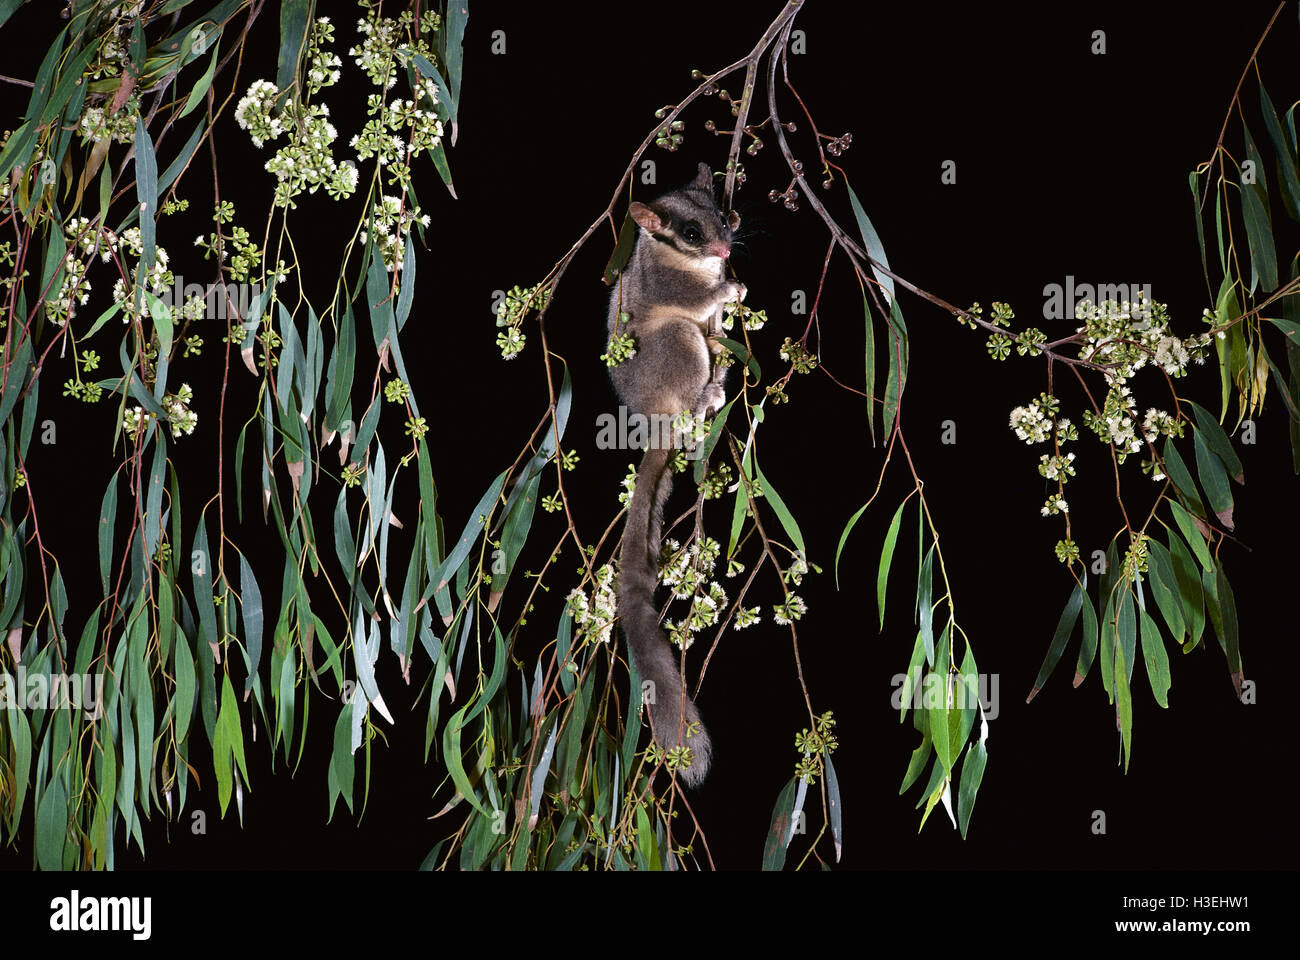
[898, 734, 931, 794]
[1138, 610, 1171, 708]
[493, 472, 539, 594]
[718, 337, 761, 381]
[1259, 79, 1300, 222]
[1192, 429, 1234, 529]
[752, 461, 804, 556]
[1184, 400, 1243, 482]
[956, 738, 987, 840]
[1028, 579, 1084, 701]
[276, 0, 311, 93]
[1162, 436, 1205, 519]
[1242, 117, 1279, 291]
[1116, 588, 1137, 692]
[876, 498, 908, 629]
[1074, 578, 1100, 685]
[1213, 563, 1242, 696]
[325, 300, 357, 433]
[863, 291, 876, 443]
[1166, 529, 1206, 648]
[760, 776, 799, 871]
[1168, 499, 1213, 571]
[882, 299, 908, 438]
[693, 396, 735, 485]
[406, 49, 456, 132]
[845, 180, 894, 300]
[462, 625, 507, 727]
[239, 554, 264, 696]
[429, 469, 507, 605]
[442, 706, 490, 817]
[426, 140, 456, 196]
[917, 545, 935, 666]
[1265, 315, 1300, 349]
[213, 673, 246, 814]
[1214, 276, 1240, 419]
[896, 629, 926, 724]
[133, 116, 158, 281]
[444, 0, 467, 129]
[603, 211, 638, 285]
[825, 754, 843, 862]
[157, 120, 206, 197]
[928, 644, 953, 773]
[0, 27, 66, 180]
[396, 233, 416, 331]
[327, 703, 354, 816]
[6, 709, 31, 834]
[35, 776, 67, 871]
[0, 335, 33, 429]
[173, 630, 196, 743]
[1115, 643, 1133, 772]
[142, 434, 166, 561]
[98, 473, 118, 594]
[1190, 170, 1208, 285]
[834, 500, 869, 589]
[39, 217, 67, 317]
[1144, 539, 1185, 645]
[179, 44, 219, 118]
[0, 0, 24, 31]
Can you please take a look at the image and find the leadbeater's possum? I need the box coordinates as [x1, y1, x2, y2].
[607, 163, 744, 787]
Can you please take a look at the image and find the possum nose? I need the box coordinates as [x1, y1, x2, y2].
[708, 242, 730, 259]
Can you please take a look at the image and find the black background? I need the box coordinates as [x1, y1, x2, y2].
[0, 0, 1295, 900]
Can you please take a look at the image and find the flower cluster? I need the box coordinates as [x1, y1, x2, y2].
[263, 102, 356, 206]
[349, 3, 442, 91]
[670, 409, 709, 448]
[194, 203, 265, 283]
[1121, 532, 1150, 581]
[121, 384, 197, 440]
[611, 466, 640, 510]
[566, 564, 618, 645]
[721, 301, 767, 331]
[779, 336, 818, 374]
[1140, 407, 1182, 443]
[1074, 295, 1211, 383]
[655, 538, 729, 649]
[162, 383, 198, 437]
[1081, 383, 1146, 460]
[1040, 493, 1069, 517]
[772, 594, 807, 626]
[359, 193, 429, 272]
[494, 283, 550, 360]
[698, 461, 732, 500]
[602, 330, 637, 367]
[304, 17, 343, 95]
[1008, 393, 1062, 444]
[1037, 452, 1076, 482]
[234, 80, 286, 149]
[78, 94, 142, 145]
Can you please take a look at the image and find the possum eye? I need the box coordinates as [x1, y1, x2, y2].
[681, 222, 703, 244]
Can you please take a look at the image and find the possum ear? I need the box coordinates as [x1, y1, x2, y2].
[728, 210, 741, 232]
[694, 163, 713, 189]
[629, 202, 664, 233]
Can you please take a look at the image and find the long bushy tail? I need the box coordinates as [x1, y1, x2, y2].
[619, 445, 712, 787]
